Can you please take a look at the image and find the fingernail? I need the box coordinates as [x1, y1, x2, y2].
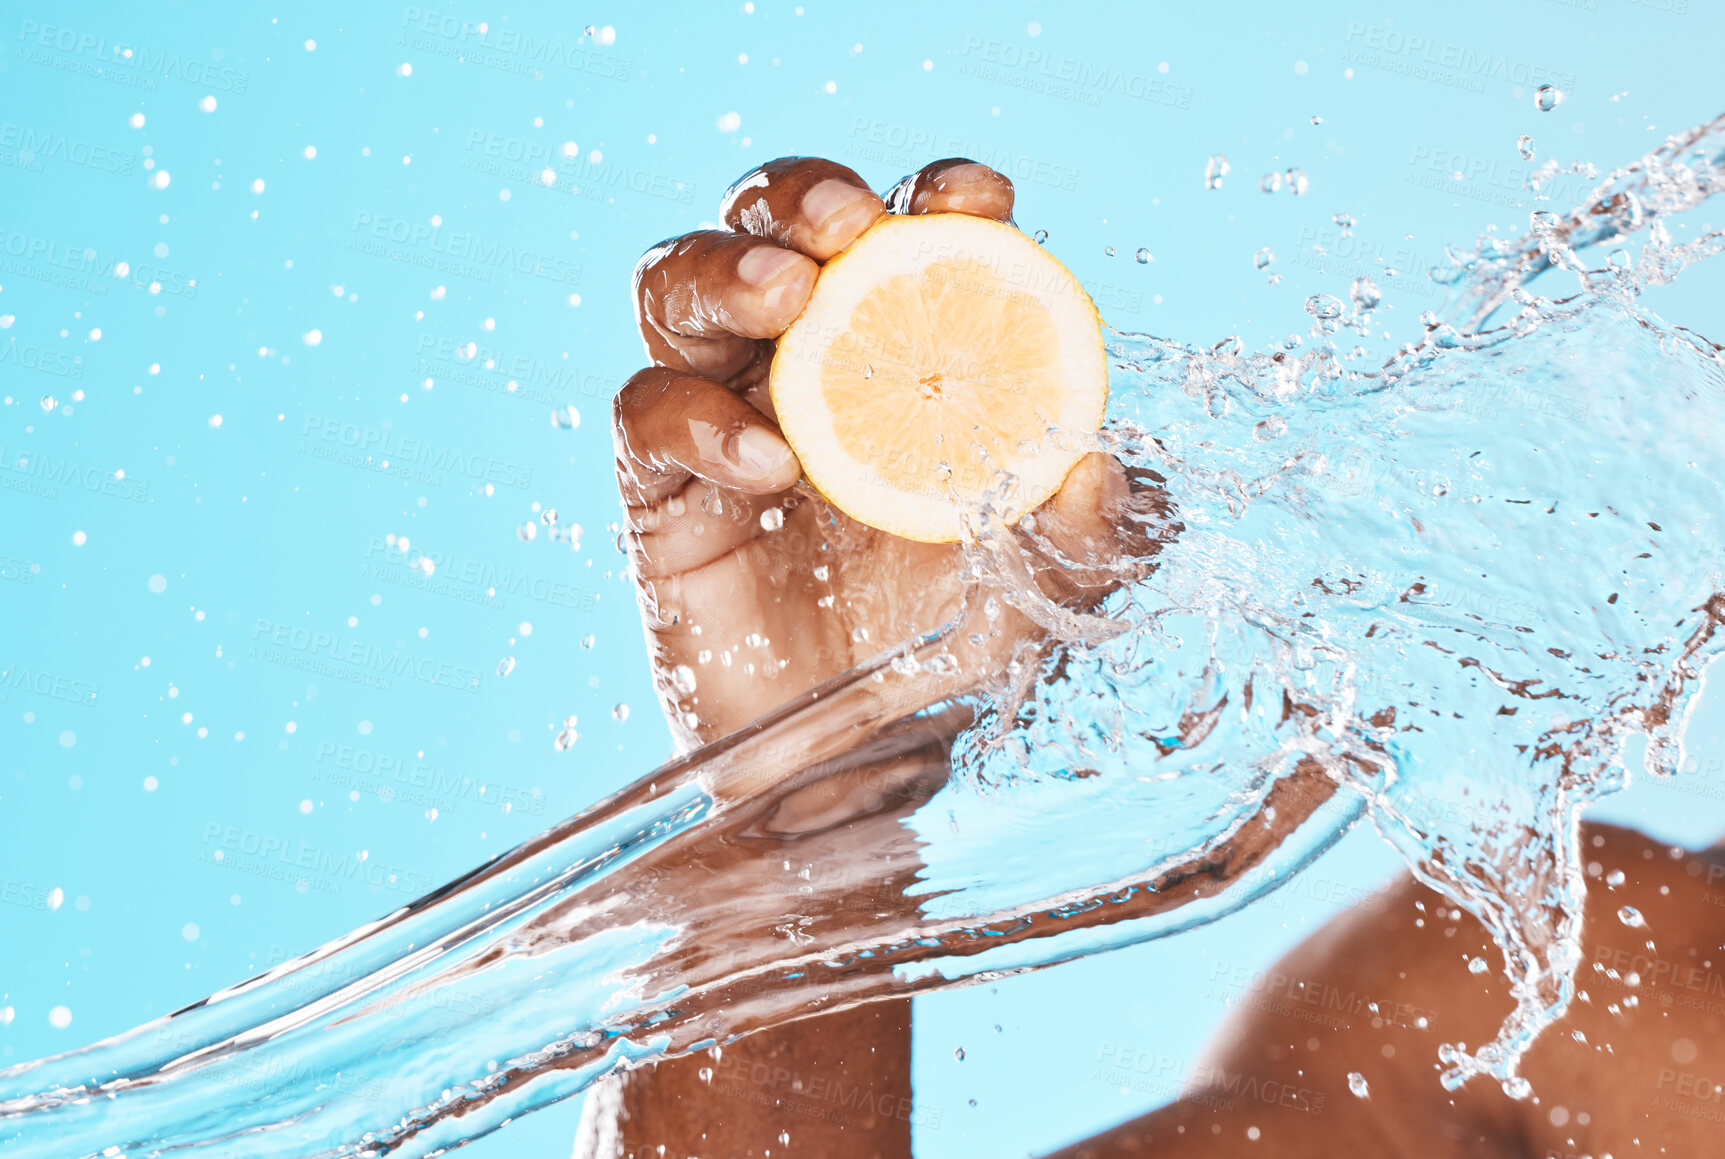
[730, 425, 794, 478]
[802, 178, 874, 231]
[737, 245, 805, 288]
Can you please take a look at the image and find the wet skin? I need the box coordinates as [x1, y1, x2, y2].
[1045, 822, 1725, 1159]
[611, 156, 1148, 754]
[586, 155, 1722, 1159]
[588, 154, 1151, 1159]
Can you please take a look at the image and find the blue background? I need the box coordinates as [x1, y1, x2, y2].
[3, 1, 1722, 1154]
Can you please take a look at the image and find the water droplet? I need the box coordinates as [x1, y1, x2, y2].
[1135, 247, 1152, 263]
[1606, 868, 1625, 886]
[1517, 134, 1536, 161]
[541, 508, 558, 525]
[580, 634, 596, 649]
[1347, 1072, 1369, 1098]
[1104, 245, 1116, 258]
[518, 522, 537, 542]
[863, 363, 874, 379]
[1253, 247, 1275, 270]
[760, 507, 784, 531]
[1260, 171, 1282, 194]
[1284, 167, 1309, 196]
[1468, 956, 1489, 974]
[954, 1046, 966, 1062]
[1617, 905, 1646, 928]
[497, 657, 516, 677]
[1349, 276, 1381, 310]
[1304, 293, 1344, 321]
[1332, 213, 1355, 235]
[612, 703, 629, 722]
[697, 1066, 713, 1083]
[1204, 153, 1230, 189]
[1535, 84, 1562, 113]
[40, 396, 57, 412]
[671, 664, 698, 694]
[1032, 229, 1048, 244]
[554, 726, 578, 751]
[1310, 114, 1323, 125]
[1502, 1076, 1532, 1100]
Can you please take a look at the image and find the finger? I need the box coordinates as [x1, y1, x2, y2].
[722, 157, 887, 263]
[626, 480, 792, 579]
[634, 231, 818, 379]
[1039, 452, 1133, 566]
[613, 367, 802, 506]
[883, 159, 1016, 221]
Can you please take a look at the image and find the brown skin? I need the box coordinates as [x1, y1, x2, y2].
[614, 156, 1139, 753]
[592, 153, 1721, 1159]
[1045, 822, 1725, 1159]
[591, 156, 1146, 1158]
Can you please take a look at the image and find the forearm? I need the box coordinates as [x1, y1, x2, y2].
[576, 1002, 914, 1159]
[575, 712, 961, 1158]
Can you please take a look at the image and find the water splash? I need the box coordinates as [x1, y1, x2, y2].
[959, 110, 1725, 1096]
[7, 114, 1725, 1155]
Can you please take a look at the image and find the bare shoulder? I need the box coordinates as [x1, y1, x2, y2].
[1044, 822, 1725, 1158]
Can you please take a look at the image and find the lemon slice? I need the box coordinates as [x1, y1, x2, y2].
[769, 213, 1108, 544]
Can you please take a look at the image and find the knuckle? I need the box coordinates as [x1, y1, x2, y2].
[921, 156, 975, 179]
[615, 367, 675, 425]
[632, 237, 678, 291]
[617, 366, 662, 404]
[632, 231, 722, 296]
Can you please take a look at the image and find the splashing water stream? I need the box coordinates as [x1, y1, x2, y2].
[6, 115, 1725, 1156]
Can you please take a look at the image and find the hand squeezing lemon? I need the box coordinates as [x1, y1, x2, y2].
[616, 156, 1144, 748]
[771, 213, 1109, 543]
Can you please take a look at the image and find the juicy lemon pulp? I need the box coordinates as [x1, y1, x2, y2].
[770, 214, 1107, 543]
